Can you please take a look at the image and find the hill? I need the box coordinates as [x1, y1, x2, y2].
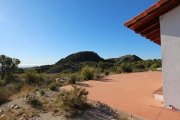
[56, 51, 104, 65]
[107, 55, 142, 63]
[37, 52, 151, 73]
[38, 51, 104, 73]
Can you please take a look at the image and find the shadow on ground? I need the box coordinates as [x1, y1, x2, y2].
[76, 83, 92, 87]
[94, 78, 112, 82]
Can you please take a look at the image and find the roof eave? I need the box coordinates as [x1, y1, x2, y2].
[124, 0, 180, 45]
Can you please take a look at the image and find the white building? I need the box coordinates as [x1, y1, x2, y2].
[125, 0, 180, 110]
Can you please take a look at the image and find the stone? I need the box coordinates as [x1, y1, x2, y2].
[19, 117, 24, 120]
[10, 104, 15, 108]
[14, 105, 19, 109]
[1, 114, 5, 118]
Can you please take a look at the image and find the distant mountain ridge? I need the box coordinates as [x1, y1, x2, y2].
[38, 51, 143, 73]
[107, 55, 143, 63]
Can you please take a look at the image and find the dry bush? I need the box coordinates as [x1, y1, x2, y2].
[69, 73, 80, 84]
[49, 83, 58, 91]
[0, 88, 11, 105]
[12, 85, 36, 99]
[56, 85, 91, 117]
[118, 111, 128, 120]
[26, 94, 42, 109]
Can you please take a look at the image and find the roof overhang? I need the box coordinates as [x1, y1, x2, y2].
[124, 0, 180, 45]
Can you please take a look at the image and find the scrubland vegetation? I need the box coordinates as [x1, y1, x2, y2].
[37, 51, 161, 74]
[0, 52, 161, 119]
[56, 85, 90, 117]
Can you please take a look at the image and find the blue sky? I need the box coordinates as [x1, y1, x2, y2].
[0, 0, 160, 67]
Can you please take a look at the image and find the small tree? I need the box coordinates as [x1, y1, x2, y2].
[0, 55, 20, 81]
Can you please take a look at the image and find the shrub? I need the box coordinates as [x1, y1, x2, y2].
[150, 63, 160, 71]
[0, 88, 10, 105]
[134, 63, 145, 69]
[25, 72, 43, 85]
[81, 66, 95, 80]
[4, 74, 19, 83]
[120, 65, 132, 73]
[0, 79, 6, 86]
[7, 82, 23, 93]
[49, 83, 58, 91]
[116, 67, 123, 73]
[105, 71, 109, 76]
[69, 76, 76, 84]
[56, 85, 90, 117]
[26, 95, 42, 109]
[69, 74, 80, 84]
[94, 67, 102, 79]
[40, 90, 45, 96]
[118, 111, 128, 120]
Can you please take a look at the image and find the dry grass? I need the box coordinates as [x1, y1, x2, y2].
[0, 106, 40, 120]
[0, 89, 10, 105]
[56, 85, 91, 118]
[11, 85, 36, 99]
[118, 111, 129, 120]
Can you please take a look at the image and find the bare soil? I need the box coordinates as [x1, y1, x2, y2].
[71, 72, 180, 120]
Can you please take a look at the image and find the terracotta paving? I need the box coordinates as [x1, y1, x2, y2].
[74, 72, 180, 120]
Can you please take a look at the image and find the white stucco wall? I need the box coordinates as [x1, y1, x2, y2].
[160, 5, 180, 110]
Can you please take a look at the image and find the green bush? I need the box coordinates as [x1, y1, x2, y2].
[150, 63, 160, 71]
[4, 74, 19, 83]
[25, 72, 43, 85]
[49, 83, 58, 91]
[26, 95, 42, 109]
[122, 66, 132, 73]
[118, 64, 133, 73]
[94, 67, 102, 79]
[81, 66, 95, 80]
[105, 71, 109, 76]
[69, 74, 81, 84]
[0, 79, 6, 86]
[69, 75, 77, 84]
[56, 85, 90, 117]
[116, 67, 123, 73]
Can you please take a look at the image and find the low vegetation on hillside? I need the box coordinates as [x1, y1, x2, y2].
[0, 52, 161, 119]
[36, 51, 161, 74]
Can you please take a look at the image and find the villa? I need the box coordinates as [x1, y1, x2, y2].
[125, 0, 180, 110]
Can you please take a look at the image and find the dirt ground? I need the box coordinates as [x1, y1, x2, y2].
[75, 72, 180, 120]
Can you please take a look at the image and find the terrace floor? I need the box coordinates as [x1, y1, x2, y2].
[75, 72, 180, 120]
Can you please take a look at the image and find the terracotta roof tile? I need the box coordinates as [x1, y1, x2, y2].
[124, 0, 180, 45]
